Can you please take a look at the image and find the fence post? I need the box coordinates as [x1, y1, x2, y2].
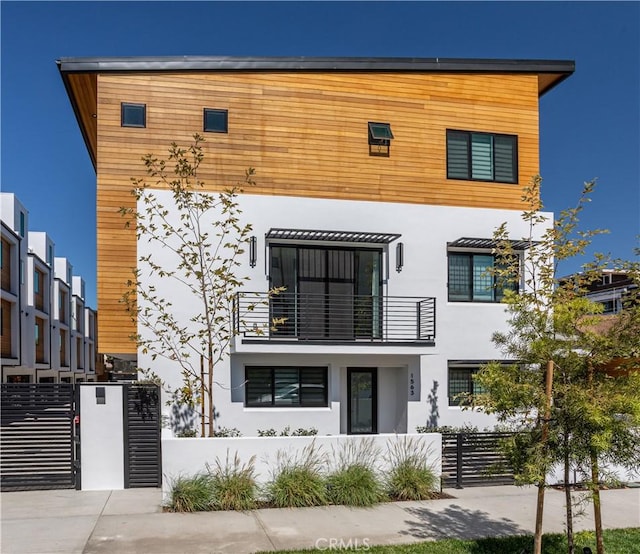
[456, 433, 464, 489]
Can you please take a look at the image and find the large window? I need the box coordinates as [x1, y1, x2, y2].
[448, 252, 518, 302]
[245, 366, 328, 407]
[448, 365, 486, 406]
[447, 130, 517, 184]
[270, 245, 382, 339]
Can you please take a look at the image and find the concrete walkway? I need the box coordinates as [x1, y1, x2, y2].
[1, 486, 638, 553]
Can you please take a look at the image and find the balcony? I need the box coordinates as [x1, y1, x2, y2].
[234, 292, 435, 345]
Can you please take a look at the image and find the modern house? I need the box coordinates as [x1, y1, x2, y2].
[58, 56, 574, 434]
[582, 269, 638, 315]
[0, 192, 99, 383]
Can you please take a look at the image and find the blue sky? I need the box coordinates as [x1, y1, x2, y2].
[1, 1, 639, 308]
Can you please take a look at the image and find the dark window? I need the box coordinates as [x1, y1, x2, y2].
[447, 130, 517, 183]
[368, 122, 394, 157]
[19, 212, 25, 237]
[245, 366, 328, 407]
[121, 103, 146, 128]
[269, 245, 382, 339]
[204, 109, 228, 133]
[448, 252, 518, 302]
[448, 365, 486, 406]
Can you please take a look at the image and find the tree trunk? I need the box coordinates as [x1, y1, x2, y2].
[591, 451, 605, 554]
[534, 360, 555, 554]
[200, 355, 205, 437]
[564, 434, 574, 554]
[587, 361, 605, 554]
[207, 350, 214, 437]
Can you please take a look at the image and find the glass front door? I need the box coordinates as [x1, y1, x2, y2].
[347, 368, 377, 434]
[270, 246, 382, 340]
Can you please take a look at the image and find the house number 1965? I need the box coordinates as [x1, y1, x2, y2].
[409, 372, 415, 397]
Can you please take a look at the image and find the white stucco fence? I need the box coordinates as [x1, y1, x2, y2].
[162, 432, 442, 500]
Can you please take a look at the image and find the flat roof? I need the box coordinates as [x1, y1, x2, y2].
[57, 55, 574, 81]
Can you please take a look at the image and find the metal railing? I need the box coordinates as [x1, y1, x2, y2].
[234, 292, 435, 344]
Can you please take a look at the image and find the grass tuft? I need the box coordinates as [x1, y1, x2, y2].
[267, 441, 327, 508]
[385, 436, 439, 501]
[207, 451, 257, 511]
[166, 473, 214, 512]
[326, 463, 383, 506]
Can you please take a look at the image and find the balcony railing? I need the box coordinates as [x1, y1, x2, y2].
[234, 292, 435, 344]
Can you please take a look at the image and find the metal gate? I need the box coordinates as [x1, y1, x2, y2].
[442, 432, 515, 488]
[124, 384, 161, 488]
[0, 383, 78, 491]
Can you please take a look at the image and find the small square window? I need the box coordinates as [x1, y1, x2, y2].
[204, 109, 228, 133]
[368, 122, 393, 157]
[121, 103, 146, 128]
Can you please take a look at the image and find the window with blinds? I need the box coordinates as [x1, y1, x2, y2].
[448, 252, 519, 302]
[446, 130, 517, 183]
[245, 366, 328, 407]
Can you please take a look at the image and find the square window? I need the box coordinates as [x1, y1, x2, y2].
[368, 122, 394, 157]
[204, 109, 228, 133]
[448, 366, 487, 406]
[121, 103, 146, 128]
[448, 251, 519, 302]
[447, 130, 517, 184]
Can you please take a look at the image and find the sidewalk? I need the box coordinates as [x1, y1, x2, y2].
[1, 486, 638, 554]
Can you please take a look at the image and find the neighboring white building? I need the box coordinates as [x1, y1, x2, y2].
[58, 55, 575, 435]
[0, 192, 98, 383]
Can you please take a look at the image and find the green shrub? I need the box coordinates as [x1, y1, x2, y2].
[291, 427, 318, 436]
[176, 429, 198, 438]
[257, 426, 318, 436]
[268, 466, 327, 508]
[385, 436, 439, 501]
[212, 427, 242, 437]
[166, 473, 215, 512]
[326, 464, 383, 506]
[266, 442, 327, 507]
[257, 428, 278, 437]
[386, 460, 438, 501]
[207, 452, 257, 511]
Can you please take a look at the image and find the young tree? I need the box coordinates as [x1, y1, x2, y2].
[472, 176, 640, 554]
[121, 134, 268, 437]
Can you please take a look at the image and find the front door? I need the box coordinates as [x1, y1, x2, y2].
[347, 368, 377, 434]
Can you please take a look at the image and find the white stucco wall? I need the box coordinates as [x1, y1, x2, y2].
[80, 384, 125, 490]
[137, 192, 551, 435]
[162, 432, 442, 500]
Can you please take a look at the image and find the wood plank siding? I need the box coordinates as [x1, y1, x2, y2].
[1, 299, 13, 357]
[68, 66, 559, 354]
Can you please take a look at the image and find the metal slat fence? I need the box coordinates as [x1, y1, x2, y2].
[0, 383, 77, 491]
[124, 384, 162, 488]
[441, 432, 515, 488]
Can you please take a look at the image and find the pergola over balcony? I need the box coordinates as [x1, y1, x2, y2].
[233, 292, 436, 346]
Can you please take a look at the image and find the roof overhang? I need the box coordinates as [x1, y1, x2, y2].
[448, 237, 535, 250]
[56, 56, 575, 172]
[266, 228, 401, 244]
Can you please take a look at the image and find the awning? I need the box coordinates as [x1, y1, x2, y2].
[448, 237, 534, 250]
[266, 228, 401, 244]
